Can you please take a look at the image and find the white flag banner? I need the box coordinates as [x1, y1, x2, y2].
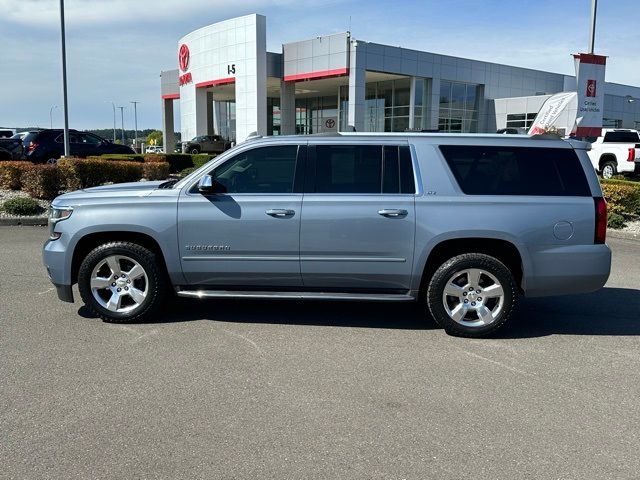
[573, 53, 607, 138]
[528, 92, 578, 136]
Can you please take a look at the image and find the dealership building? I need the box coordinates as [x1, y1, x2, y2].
[159, 13, 640, 151]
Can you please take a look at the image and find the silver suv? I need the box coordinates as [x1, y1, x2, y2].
[43, 133, 611, 337]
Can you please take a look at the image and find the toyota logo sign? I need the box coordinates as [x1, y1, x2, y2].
[178, 44, 190, 72]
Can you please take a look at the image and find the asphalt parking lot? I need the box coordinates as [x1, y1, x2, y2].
[1, 226, 640, 479]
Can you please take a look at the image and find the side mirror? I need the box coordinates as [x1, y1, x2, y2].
[197, 175, 213, 193]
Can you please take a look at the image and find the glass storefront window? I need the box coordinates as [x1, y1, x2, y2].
[439, 81, 480, 133]
[362, 77, 424, 133]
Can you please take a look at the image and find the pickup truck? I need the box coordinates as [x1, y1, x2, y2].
[587, 128, 640, 178]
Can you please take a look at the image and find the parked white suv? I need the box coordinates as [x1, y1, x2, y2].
[587, 129, 640, 178]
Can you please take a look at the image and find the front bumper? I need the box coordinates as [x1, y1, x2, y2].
[43, 238, 74, 303]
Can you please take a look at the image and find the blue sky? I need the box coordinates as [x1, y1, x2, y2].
[0, 0, 638, 130]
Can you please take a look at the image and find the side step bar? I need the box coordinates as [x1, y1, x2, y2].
[176, 289, 417, 302]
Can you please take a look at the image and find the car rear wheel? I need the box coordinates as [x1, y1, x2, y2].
[78, 242, 166, 323]
[426, 253, 517, 337]
[601, 161, 616, 179]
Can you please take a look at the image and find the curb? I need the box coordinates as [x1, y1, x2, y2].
[608, 230, 640, 242]
[0, 217, 48, 226]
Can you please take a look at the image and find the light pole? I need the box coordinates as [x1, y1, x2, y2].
[49, 105, 58, 129]
[59, 0, 70, 156]
[588, 0, 598, 53]
[130, 101, 140, 151]
[117, 106, 125, 144]
[106, 101, 116, 142]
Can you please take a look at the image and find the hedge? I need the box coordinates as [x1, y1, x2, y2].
[59, 158, 144, 189]
[0, 161, 32, 190]
[600, 179, 640, 217]
[142, 162, 170, 180]
[88, 152, 217, 173]
[21, 164, 63, 199]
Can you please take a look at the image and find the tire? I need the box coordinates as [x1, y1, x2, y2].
[78, 242, 166, 323]
[600, 161, 617, 179]
[46, 157, 58, 164]
[426, 253, 517, 338]
[190, 147, 200, 154]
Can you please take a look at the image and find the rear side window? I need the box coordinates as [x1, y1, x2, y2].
[439, 145, 591, 196]
[603, 131, 640, 143]
[315, 145, 382, 193]
[314, 145, 415, 194]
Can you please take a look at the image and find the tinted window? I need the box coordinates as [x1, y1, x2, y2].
[603, 131, 640, 143]
[315, 145, 382, 193]
[212, 145, 298, 194]
[439, 145, 591, 196]
[399, 146, 416, 194]
[80, 133, 101, 145]
[21, 132, 39, 147]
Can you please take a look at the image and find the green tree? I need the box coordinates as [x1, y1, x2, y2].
[146, 130, 163, 146]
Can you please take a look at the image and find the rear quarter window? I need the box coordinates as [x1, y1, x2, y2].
[439, 145, 591, 196]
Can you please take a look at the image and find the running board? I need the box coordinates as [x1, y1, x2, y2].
[176, 289, 417, 302]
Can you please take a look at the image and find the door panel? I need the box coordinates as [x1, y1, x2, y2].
[178, 143, 304, 287]
[178, 194, 302, 286]
[300, 195, 415, 290]
[300, 144, 416, 291]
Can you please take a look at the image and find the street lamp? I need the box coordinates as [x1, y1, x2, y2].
[130, 101, 140, 151]
[105, 101, 116, 142]
[58, 0, 70, 156]
[117, 106, 125, 144]
[49, 105, 58, 129]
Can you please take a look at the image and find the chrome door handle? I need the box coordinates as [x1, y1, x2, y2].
[266, 209, 295, 217]
[378, 209, 408, 218]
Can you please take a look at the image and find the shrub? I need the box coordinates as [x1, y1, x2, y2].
[21, 164, 62, 200]
[142, 162, 170, 180]
[143, 154, 166, 164]
[601, 179, 640, 217]
[607, 212, 626, 229]
[1, 197, 44, 216]
[88, 154, 144, 162]
[162, 154, 196, 173]
[0, 161, 32, 190]
[59, 158, 142, 189]
[193, 154, 215, 169]
[179, 167, 197, 177]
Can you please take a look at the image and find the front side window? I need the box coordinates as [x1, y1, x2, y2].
[439, 145, 591, 196]
[80, 133, 102, 145]
[211, 145, 298, 194]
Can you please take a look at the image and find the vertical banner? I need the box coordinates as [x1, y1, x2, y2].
[528, 92, 578, 136]
[573, 53, 607, 138]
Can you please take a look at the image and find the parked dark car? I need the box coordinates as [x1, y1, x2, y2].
[24, 129, 135, 163]
[183, 135, 231, 154]
[0, 138, 24, 160]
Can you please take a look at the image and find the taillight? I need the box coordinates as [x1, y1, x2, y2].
[26, 142, 38, 153]
[627, 148, 635, 162]
[594, 197, 607, 244]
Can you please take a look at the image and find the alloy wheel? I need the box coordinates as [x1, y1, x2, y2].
[90, 255, 148, 313]
[442, 268, 504, 327]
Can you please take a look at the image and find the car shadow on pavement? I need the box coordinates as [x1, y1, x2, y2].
[79, 287, 640, 337]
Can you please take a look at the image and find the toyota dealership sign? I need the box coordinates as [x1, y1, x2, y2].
[178, 44, 192, 86]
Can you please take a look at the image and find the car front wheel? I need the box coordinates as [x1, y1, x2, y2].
[190, 147, 200, 154]
[426, 253, 517, 337]
[78, 242, 166, 323]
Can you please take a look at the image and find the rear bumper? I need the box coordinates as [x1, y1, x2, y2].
[524, 243, 611, 297]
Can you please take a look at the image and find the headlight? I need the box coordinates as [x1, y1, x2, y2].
[48, 206, 73, 240]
